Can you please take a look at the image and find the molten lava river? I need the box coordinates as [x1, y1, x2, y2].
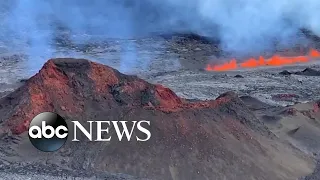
[205, 49, 320, 71]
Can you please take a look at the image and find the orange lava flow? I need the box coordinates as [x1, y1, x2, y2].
[205, 49, 320, 71]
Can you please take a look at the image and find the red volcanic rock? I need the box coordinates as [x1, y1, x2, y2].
[88, 61, 119, 93]
[0, 58, 268, 135]
[154, 84, 182, 108]
[4, 60, 85, 134]
[272, 94, 299, 101]
[314, 100, 320, 113]
[1, 59, 186, 134]
[0, 58, 288, 180]
[280, 107, 298, 116]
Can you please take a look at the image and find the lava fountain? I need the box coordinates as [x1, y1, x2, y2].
[205, 49, 320, 71]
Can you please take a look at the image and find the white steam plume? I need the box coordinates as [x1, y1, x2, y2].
[0, 0, 319, 66]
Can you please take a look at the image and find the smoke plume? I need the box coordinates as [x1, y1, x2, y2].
[0, 0, 319, 70]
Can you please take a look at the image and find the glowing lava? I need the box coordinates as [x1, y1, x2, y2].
[205, 49, 320, 71]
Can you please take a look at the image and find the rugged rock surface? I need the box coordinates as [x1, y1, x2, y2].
[303, 161, 320, 180]
[0, 58, 316, 180]
[279, 68, 320, 77]
[243, 96, 320, 180]
[295, 68, 320, 76]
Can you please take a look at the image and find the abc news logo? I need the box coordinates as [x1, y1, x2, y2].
[28, 112, 151, 152]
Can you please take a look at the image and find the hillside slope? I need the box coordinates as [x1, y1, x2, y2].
[0, 58, 315, 180]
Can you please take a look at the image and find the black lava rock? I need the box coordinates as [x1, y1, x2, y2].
[234, 74, 244, 78]
[279, 70, 292, 76]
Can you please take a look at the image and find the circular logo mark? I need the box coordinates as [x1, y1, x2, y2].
[28, 112, 68, 152]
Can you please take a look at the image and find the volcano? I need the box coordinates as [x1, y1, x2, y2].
[0, 58, 316, 180]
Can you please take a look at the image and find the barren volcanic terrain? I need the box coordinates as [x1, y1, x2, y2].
[0, 57, 318, 180]
[0, 0, 320, 179]
[0, 33, 319, 179]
